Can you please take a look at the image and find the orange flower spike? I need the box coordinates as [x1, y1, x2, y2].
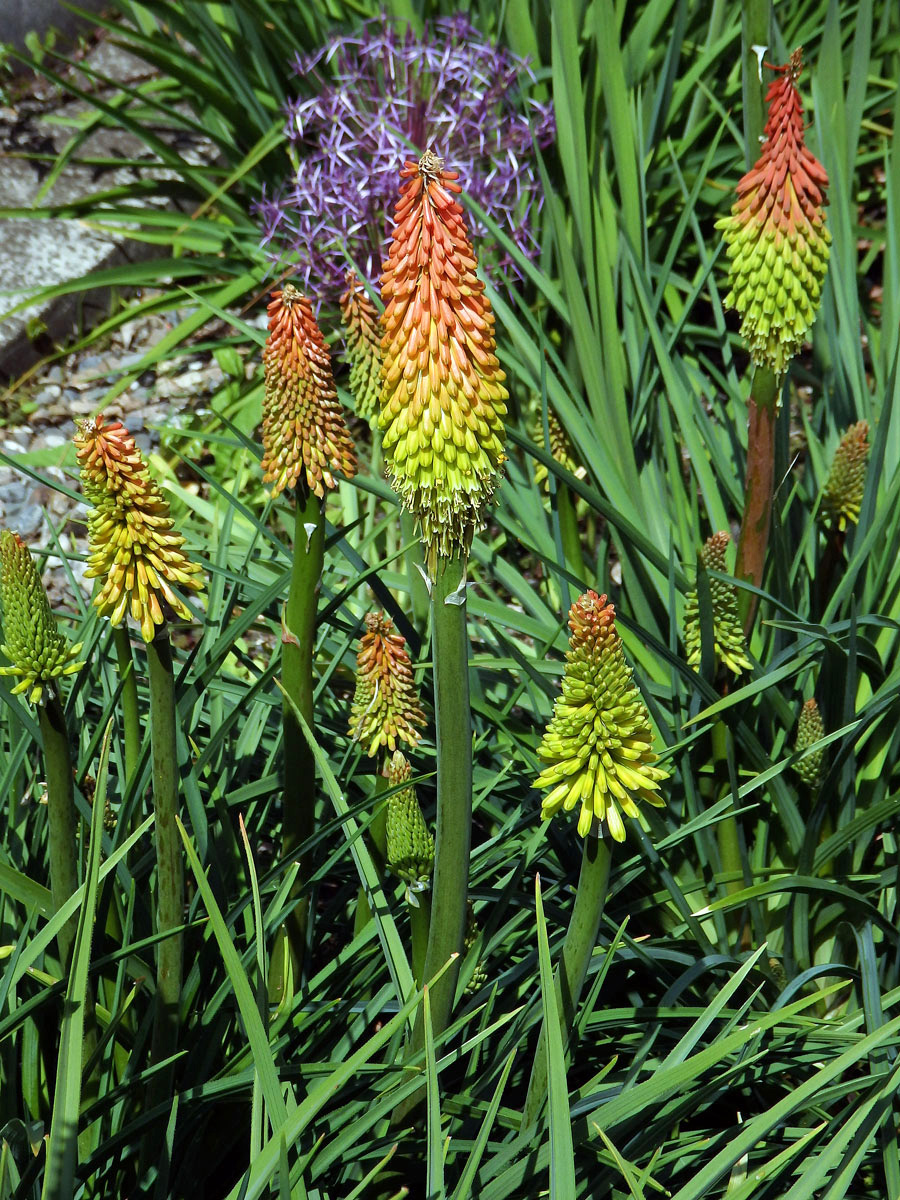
[380, 151, 508, 567]
[261, 282, 358, 499]
[718, 49, 830, 376]
[74, 415, 204, 643]
[339, 272, 383, 425]
[348, 611, 426, 758]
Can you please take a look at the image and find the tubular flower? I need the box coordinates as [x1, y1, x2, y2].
[683, 533, 752, 676]
[74, 415, 203, 643]
[260, 282, 357, 499]
[534, 591, 668, 841]
[0, 532, 85, 704]
[339, 273, 383, 425]
[380, 151, 508, 566]
[348, 612, 426, 758]
[385, 750, 434, 887]
[717, 49, 830, 376]
[820, 420, 869, 530]
[532, 405, 586, 495]
[794, 698, 825, 788]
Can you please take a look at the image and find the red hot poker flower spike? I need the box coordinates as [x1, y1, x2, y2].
[718, 49, 830, 377]
[339, 272, 383, 425]
[261, 282, 358, 499]
[380, 151, 508, 568]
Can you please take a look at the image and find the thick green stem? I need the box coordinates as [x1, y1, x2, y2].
[147, 632, 183, 1079]
[282, 492, 325, 970]
[418, 554, 471, 1035]
[38, 694, 79, 971]
[521, 835, 612, 1130]
[392, 555, 471, 1125]
[113, 626, 140, 787]
[740, 0, 771, 168]
[409, 892, 431, 987]
[735, 365, 779, 635]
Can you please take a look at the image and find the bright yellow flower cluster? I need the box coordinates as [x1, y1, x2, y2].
[75, 415, 203, 643]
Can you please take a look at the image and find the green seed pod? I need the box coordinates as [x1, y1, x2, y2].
[385, 750, 434, 887]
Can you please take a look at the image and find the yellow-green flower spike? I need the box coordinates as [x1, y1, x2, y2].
[385, 750, 434, 886]
[260, 283, 358, 499]
[794, 698, 825, 788]
[0, 531, 85, 705]
[717, 49, 830, 377]
[531, 405, 586, 495]
[684, 532, 752, 676]
[380, 151, 508, 568]
[74, 415, 204, 644]
[820, 420, 869, 531]
[463, 901, 488, 994]
[348, 612, 426, 758]
[534, 591, 668, 841]
[339, 272, 383, 425]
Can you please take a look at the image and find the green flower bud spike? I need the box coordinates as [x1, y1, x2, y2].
[532, 405, 585, 495]
[684, 532, 752, 676]
[717, 49, 830, 377]
[820, 421, 869, 531]
[385, 750, 434, 893]
[339, 272, 383, 425]
[535, 591, 668, 842]
[794, 698, 825, 788]
[0, 531, 85, 704]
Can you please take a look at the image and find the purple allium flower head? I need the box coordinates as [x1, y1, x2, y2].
[255, 12, 554, 298]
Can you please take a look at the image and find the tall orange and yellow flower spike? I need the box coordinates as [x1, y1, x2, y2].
[718, 49, 830, 376]
[261, 282, 358, 499]
[380, 150, 508, 569]
[75, 415, 204, 643]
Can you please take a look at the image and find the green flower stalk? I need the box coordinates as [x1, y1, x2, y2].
[0, 531, 85, 704]
[717, 49, 830, 379]
[260, 283, 357, 974]
[0, 532, 83, 968]
[381, 151, 508, 1073]
[75, 414, 203, 1091]
[385, 750, 432, 987]
[684, 533, 752, 676]
[820, 421, 869, 531]
[535, 591, 668, 841]
[339, 272, 383, 425]
[349, 612, 426, 760]
[794, 698, 825, 788]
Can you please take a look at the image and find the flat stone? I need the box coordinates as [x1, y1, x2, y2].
[16, 503, 44, 537]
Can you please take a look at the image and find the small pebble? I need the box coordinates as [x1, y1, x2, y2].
[36, 385, 62, 405]
[16, 504, 44, 538]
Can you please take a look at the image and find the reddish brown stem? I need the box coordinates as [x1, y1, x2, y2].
[735, 365, 778, 635]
